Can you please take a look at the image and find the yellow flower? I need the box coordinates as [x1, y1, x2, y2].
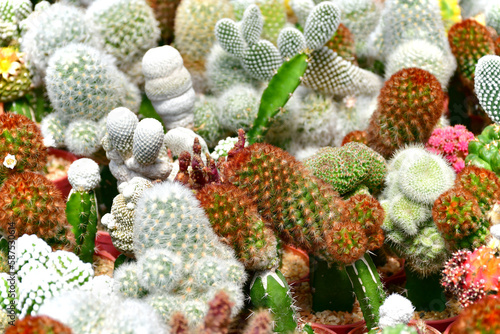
[0, 47, 22, 80]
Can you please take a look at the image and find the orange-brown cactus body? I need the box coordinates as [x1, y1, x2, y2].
[6, 315, 73, 334]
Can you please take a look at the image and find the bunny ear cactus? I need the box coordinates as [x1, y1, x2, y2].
[475, 55, 500, 124]
[65, 159, 101, 263]
[448, 19, 495, 91]
[366, 68, 445, 159]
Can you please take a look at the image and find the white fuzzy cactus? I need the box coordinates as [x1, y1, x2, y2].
[164, 127, 209, 159]
[378, 294, 415, 329]
[142, 45, 195, 130]
[132, 118, 165, 165]
[106, 107, 139, 159]
[67, 158, 101, 192]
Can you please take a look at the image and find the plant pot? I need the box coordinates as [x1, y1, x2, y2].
[312, 321, 364, 334]
[47, 147, 78, 199]
[443, 320, 456, 334]
[309, 323, 340, 334]
[94, 231, 121, 261]
[283, 244, 310, 281]
[426, 316, 458, 333]
[347, 320, 441, 334]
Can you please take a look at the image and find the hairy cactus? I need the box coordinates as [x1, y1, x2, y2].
[366, 68, 445, 158]
[442, 246, 500, 307]
[454, 165, 500, 214]
[0, 172, 74, 250]
[64, 119, 101, 157]
[432, 187, 490, 251]
[450, 295, 500, 334]
[341, 130, 368, 146]
[193, 95, 228, 148]
[5, 315, 72, 334]
[255, 0, 286, 45]
[304, 142, 387, 196]
[475, 55, 500, 124]
[0, 113, 47, 185]
[40, 113, 68, 148]
[0, 0, 32, 46]
[142, 45, 195, 130]
[385, 39, 456, 90]
[249, 270, 297, 333]
[448, 19, 495, 91]
[20, 3, 102, 84]
[426, 125, 475, 173]
[0, 48, 31, 102]
[377, 294, 414, 329]
[101, 177, 153, 256]
[217, 84, 260, 133]
[85, 0, 160, 74]
[164, 127, 209, 159]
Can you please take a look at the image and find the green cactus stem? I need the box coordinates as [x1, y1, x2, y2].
[344, 253, 386, 332]
[246, 52, 308, 144]
[249, 269, 297, 333]
[309, 255, 354, 312]
[404, 268, 446, 312]
[65, 190, 98, 263]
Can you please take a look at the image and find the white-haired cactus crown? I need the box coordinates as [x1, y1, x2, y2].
[132, 118, 165, 166]
[106, 107, 139, 156]
[215, 19, 246, 58]
[137, 248, 183, 293]
[475, 55, 500, 124]
[64, 119, 101, 157]
[378, 294, 415, 328]
[278, 27, 307, 60]
[68, 158, 101, 192]
[164, 127, 209, 158]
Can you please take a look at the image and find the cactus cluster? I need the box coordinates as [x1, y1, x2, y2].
[449, 295, 500, 334]
[466, 124, 500, 173]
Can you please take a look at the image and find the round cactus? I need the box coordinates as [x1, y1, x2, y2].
[0, 113, 47, 185]
[389, 194, 431, 236]
[106, 107, 139, 159]
[5, 315, 72, 334]
[324, 23, 357, 64]
[193, 95, 227, 149]
[45, 43, 126, 122]
[137, 248, 183, 293]
[20, 3, 102, 83]
[217, 84, 260, 133]
[40, 113, 68, 148]
[378, 294, 414, 329]
[114, 261, 149, 298]
[85, 0, 160, 73]
[0, 172, 74, 249]
[64, 119, 101, 157]
[475, 55, 500, 124]
[454, 165, 500, 214]
[67, 158, 101, 192]
[406, 223, 449, 276]
[466, 124, 500, 173]
[132, 118, 165, 166]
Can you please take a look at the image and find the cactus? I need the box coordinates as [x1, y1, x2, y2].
[113, 261, 148, 298]
[217, 84, 260, 134]
[325, 23, 356, 64]
[366, 68, 445, 158]
[20, 3, 102, 84]
[450, 295, 500, 334]
[454, 165, 500, 214]
[0, 172, 75, 250]
[377, 294, 414, 329]
[475, 55, 500, 124]
[255, 0, 286, 45]
[65, 159, 101, 263]
[341, 130, 368, 146]
[0, 47, 31, 103]
[385, 39, 456, 90]
[442, 246, 500, 307]
[142, 45, 195, 130]
[193, 95, 228, 149]
[133, 118, 165, 165]
[0, 0, 32, 46]
[40, 113, 68, 148]
[432, 187, 490, 251]
[137, 248, 183, 292]
[0, 113, 47, 185]
[249, 270, 297, 333]
[304, 142, 387, 196]
[85, 0, 160, 74]
[146, 0, 181, 43]
[466, 124, 500, 175]
[5, 315, 72, 334]
[45, 43, 126, 123]
[448, 19, 495, 91]
[486, 3, 500, 35]
[101, 177, 153, 256]
[426, 125, 475, 173]
[64, 119, 101, 157]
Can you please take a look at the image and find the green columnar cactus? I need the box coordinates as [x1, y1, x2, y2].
[20, 3, 102, 84]
[304, 142, 387, 197]
[45, 43, 125, 122]
[0, 113, 47, 185]
[366, 68, 445, 159]
[448, 19, 495, 91]
[475, 55, 500, 124]
[454, 165, 500, 214]
[65, 159, 101, 263]
[249, 270, 297, 333]
[466, 124, 500, 173]
[432, 187, 490, 251]
[86, 0, 160, 75]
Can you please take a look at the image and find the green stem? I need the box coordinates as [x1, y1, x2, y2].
[247, 52, 308, 144]
[404, 267, 446, 312]
[345, 253, 386, 331]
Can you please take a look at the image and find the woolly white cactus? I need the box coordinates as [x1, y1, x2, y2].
[132, 118, 165, 165]
[164, 127, 209, 159]
[142, 45, 195, 130]
[67, 158, 101, 192]
[40, 113, 68, 148]
[64, 119, 101, 157]
[106, 107, 139, 159]
[217, 84, 260, 133]
[475, 55, 500, 124]
[378, 294, 415, 329]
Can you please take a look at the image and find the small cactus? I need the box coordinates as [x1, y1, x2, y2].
[475, 55, 500, 124]
[466, 124, 500, 173]
[0, 48, 31, 103]
[450, 295, 500, 334]
[64, 119, 101, 157]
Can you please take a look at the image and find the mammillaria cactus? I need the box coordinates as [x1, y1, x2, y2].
[63, 119, 101, 157]
[448, 19, 495, 91]
[39, 113, 68, 148]
[454, 165, 500, 214]
[101, 177, 153, 256]
[5, 315, 72, 334]
[475, 55, 500, 124]
[442, 246, 500, 307]
[449, 295, 500, 334]
[0, 113, 46, 185]
[426, 125, 475, 173]
[85, 0, 160, 75]
[366, 68, 445, 158]
[304, 142, 387, 197]
[0, 47, 31, 103]
[193, 95, 229, 148]
[20, 3, 102, 84]
[0, 0, 32, 46]
[142, 45, 195, 130]
[377, 294, 414, 329]
[217, 84, 260, 133]
[0, 172, 75, 250]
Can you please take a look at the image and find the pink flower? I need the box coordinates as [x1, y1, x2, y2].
[453, 159, 465, 173]
[443, 141, 456, 154]
[457, 140, 469, 152]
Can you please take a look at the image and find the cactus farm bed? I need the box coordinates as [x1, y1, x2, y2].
[3, 0, 500, 334]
